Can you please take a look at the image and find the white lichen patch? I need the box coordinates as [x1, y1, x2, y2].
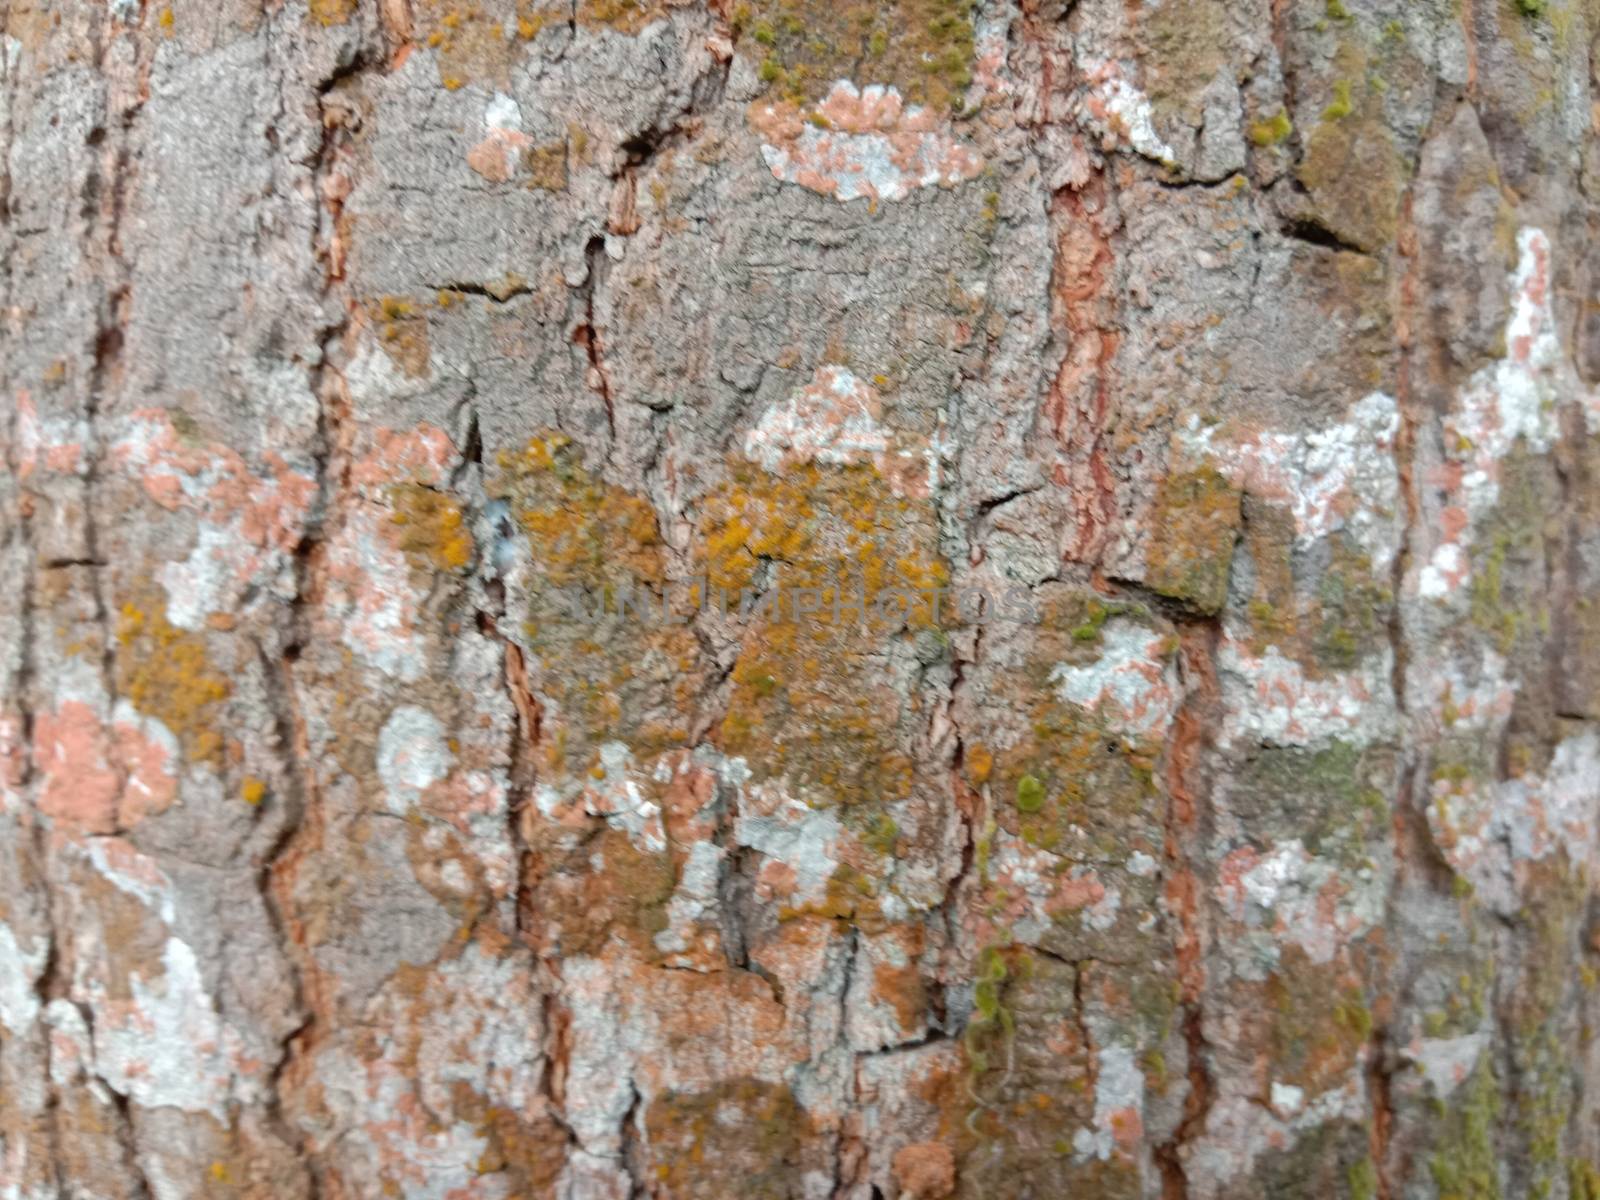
[467, 91, 532, 183]
[78, 836, 178, 926]
[328, 510, 429, 682]
[1186, 1068, 1368, 1193]
[1407, 1031, 1489, 1100]
[107, 409, 316, 630]
[1428, 730, 1600, 913]
[1416, 228, 1568, 602]
[0, 921, 46, 1035]
[734, 789, 844, 908]
[1179, 391, 1402, 574]
[1049, 619, 1178, 739]
[1215, 839, 1384, 978]
[655, 839, 725, 959]
[1073, 1042, 1145, 1163]
[749, 80, 983, 204]
[89, 937, 264, 1118]
[586, 741, 668, 854]
[309, 944, 544, 1196]
[377, 705, 454, 814]
[1216, 636, 1394, 750]
[745, 365, 890, 472]
[1080, 60, 1174, 163]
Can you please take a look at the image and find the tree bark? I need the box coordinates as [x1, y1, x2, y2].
[3, 0, 1600, 1197]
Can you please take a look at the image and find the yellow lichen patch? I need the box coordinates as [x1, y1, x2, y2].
[496, 434, 666, 592]
[413, 0, 552, 89]
[522, 141, 568, 192]
[115, 596, 231, 766]
[241, 776, 267, 805]
[740, 0, 978, 112]
[1144, 464, 1242, 614]
[491, 435, 701, 772]
[367, 295, 431, 378]
[389, 483, 474, 574]
[695, 459, 947, 809]
[578, 0, 669, 34]
[308, 0, 357, 24]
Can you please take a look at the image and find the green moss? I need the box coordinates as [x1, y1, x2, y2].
[1322, 79, 1354, 121]
[1570, 1160, 1600, 1200]
[744, 0, 977, 112]
[1326, 0, 1350, 16]
[1015, 774, 1046, 813]
[1250, 110, 1294, 146]
[1515, 0, 1545, 13]
[1429, 1058, 1502, 1200]
[1349, 1156, 1379, 1200]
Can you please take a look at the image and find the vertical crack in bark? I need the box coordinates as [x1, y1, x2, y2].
[572, 233, 618, 454]
[256, 36, 381, 1195]
[1154, 619, 1221, 1200]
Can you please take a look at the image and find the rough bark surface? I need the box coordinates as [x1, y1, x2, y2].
[3, 0, 1600, 1197]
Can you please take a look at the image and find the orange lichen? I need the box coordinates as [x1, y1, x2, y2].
[388, 483, 474, 573]
[115, 596, 230, 766]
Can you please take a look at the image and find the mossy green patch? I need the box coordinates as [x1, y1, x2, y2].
[743, 0, 977, 112]
[1322, 79, 1353, 121]
[1428, 1057, 1502, 1200]
[1250, 110, 1294, 146]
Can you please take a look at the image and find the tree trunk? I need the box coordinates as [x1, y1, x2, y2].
[3, 0, 1600, 1196]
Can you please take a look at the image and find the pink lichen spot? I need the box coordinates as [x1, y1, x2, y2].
[1049, 620, 1177, 739]
[350, 423, 459, 490]
[35, 700, 120, 834]
[977, 830, 1107, 945]
[14, 388, 85, 481]
[750, 80, 983, 204]
[108, 409, 316, 629]
[36, 698, 178, 835]
[110, 701, 180, 826]
[466, 92, 530, 182]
